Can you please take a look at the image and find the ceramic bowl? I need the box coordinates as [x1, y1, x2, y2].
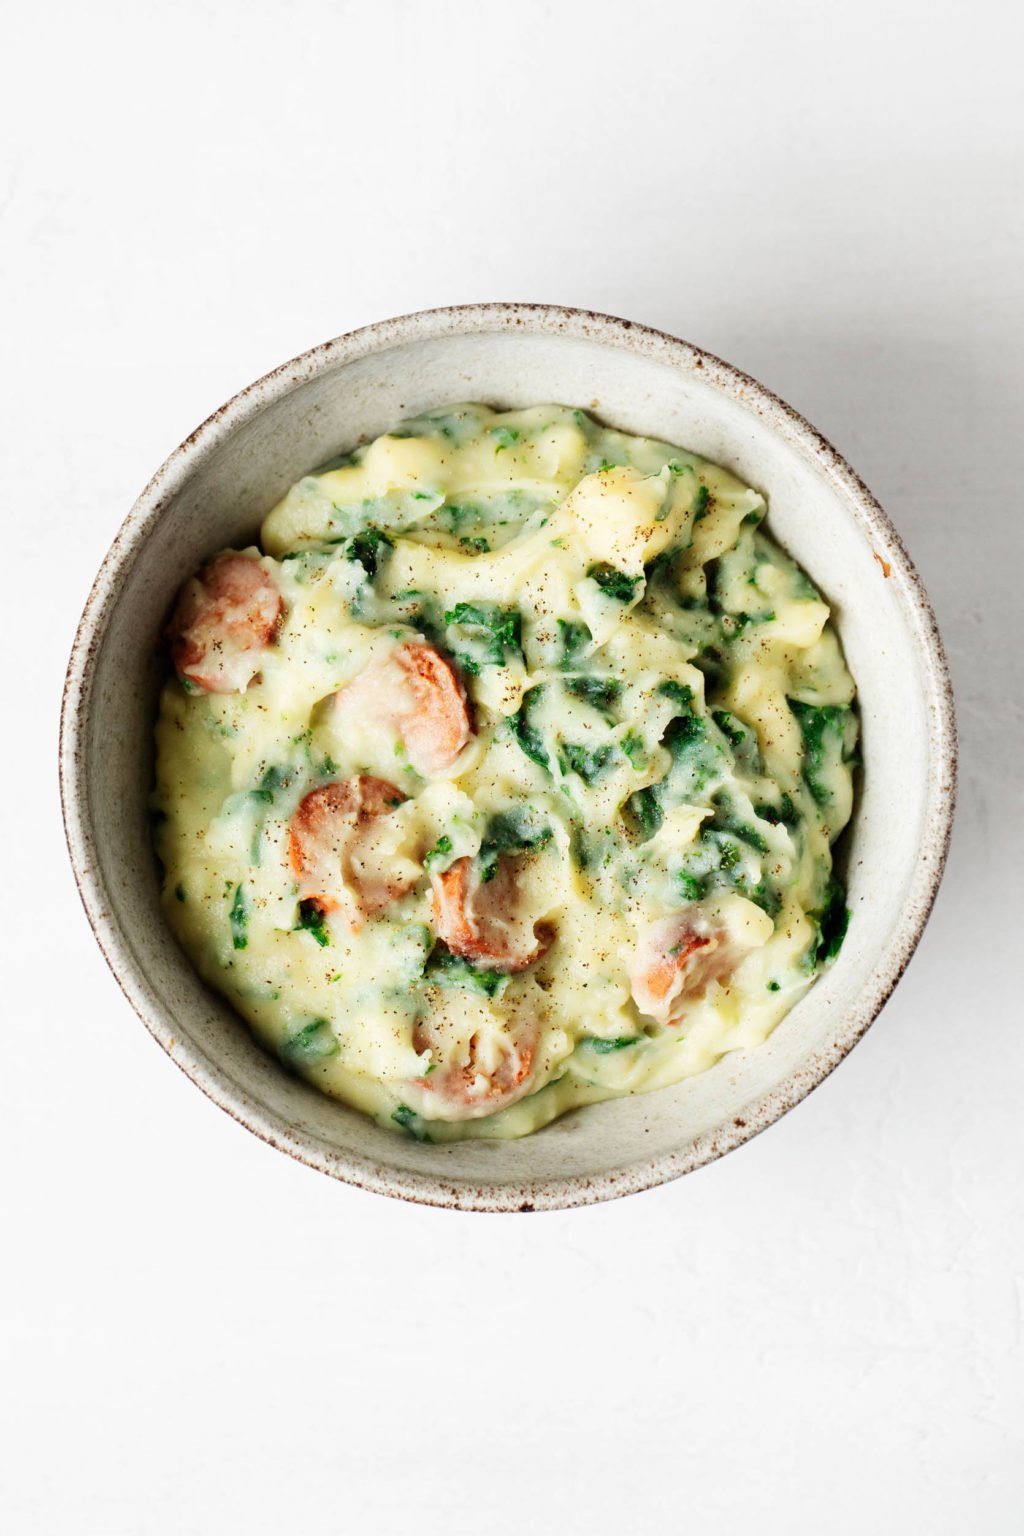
[60, 304, 956, 1210]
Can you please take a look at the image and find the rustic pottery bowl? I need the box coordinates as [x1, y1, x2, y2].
[60, 304, 956, 1210]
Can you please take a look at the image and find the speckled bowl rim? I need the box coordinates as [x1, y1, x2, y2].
[60, 303, 957, 1211]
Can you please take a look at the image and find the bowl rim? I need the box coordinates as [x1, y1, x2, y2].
[59, 301, 958, 1212]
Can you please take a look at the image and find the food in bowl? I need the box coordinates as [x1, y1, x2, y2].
[152, 403, 858, 1141]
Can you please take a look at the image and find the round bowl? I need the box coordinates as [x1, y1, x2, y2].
[60, 304, 956, 1211]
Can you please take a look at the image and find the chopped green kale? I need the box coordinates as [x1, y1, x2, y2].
[755, 792, 799, 828]
[557, 619, 592, 668]
[423, 834, 453, 871]
[564, 675, 622, 719]
[711, 794, 769, 853]
[712, 709, 747, 749]
[444, 601, 522, 673]
[588, 563, 642, 603]
[346, 526, 393, 579]
[296, 899, 330, 947]
[621, 730, 647, 768]
[790, 701, 858, 806]
[810, 876, 850, 966]
[658, 680, 694, 709]
[281, 1017, 339, 1066]
[229, 884, 248, 950]
[246, 764, 290, 862]
[478, 809, 552, 880]
[580, 1036, 643, 1054]
[510, 687, 551, 773]
[559, 741, 616, 784]
[423, 945, 506, 998]
[625, 785, 663, 841]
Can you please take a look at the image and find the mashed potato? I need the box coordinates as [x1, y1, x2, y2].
[153, 405, 858, 1140]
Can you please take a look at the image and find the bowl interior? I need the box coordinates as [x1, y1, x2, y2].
[65, 314, 951, 1208]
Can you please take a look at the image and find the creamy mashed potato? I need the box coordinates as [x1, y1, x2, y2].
[153, 405, 858, 1140]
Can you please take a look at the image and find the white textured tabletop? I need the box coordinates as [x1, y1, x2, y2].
[5, 2, 1022, 1530]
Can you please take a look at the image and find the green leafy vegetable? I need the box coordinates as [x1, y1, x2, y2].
[389, 588, 444, 643]
[717, 838, 742, 871]
[676, 828, 746, 898]
[711, 794, 769, 853]
[510, 687, 551, 773]
[790, 701, 858, 806]
[559, 741, 615, 784]
[721, 610, 776, 637]
[564, 675, 622, 720]
[738, 877, 782, 917]
[388, 1105, 429, 1142]
[811, 876, 850, 966]
[444, 601, 522, 673]
[712, 709, 747, 749]
[442, 501, 484, 534]
[692, 485, 711, 520]
[644, 544, 687, 588]
[658, 680, 695, 709]
[588, 563, 642, 603]
[346, 526, 393, 579]
[662, 710, 705, 759]
[729, 821, 768, 853]
[229, 884, 248, 950]
[568, 822, 590, 870]
[621, 730, 646, 768]
[661, 704, 724, 797]
[557, 619, 592, 668]
[625, 785, 663, 841]
[478, 810, 552, 880]
[255, 765, 286, 797]
[245, 764, 290, 862]
[296, 899, 330, 947]
[755, 792, 799, 828]
[581, 1036, 643, 1053]
[281, 1017, 339, 1066]
[423, 945, 506, 998]
[423, 834, 453, 871]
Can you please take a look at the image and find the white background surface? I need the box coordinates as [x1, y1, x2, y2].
[3, 1, 1022, 1530]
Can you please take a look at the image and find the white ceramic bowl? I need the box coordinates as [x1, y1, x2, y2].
[60, 304, 956, 1210]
